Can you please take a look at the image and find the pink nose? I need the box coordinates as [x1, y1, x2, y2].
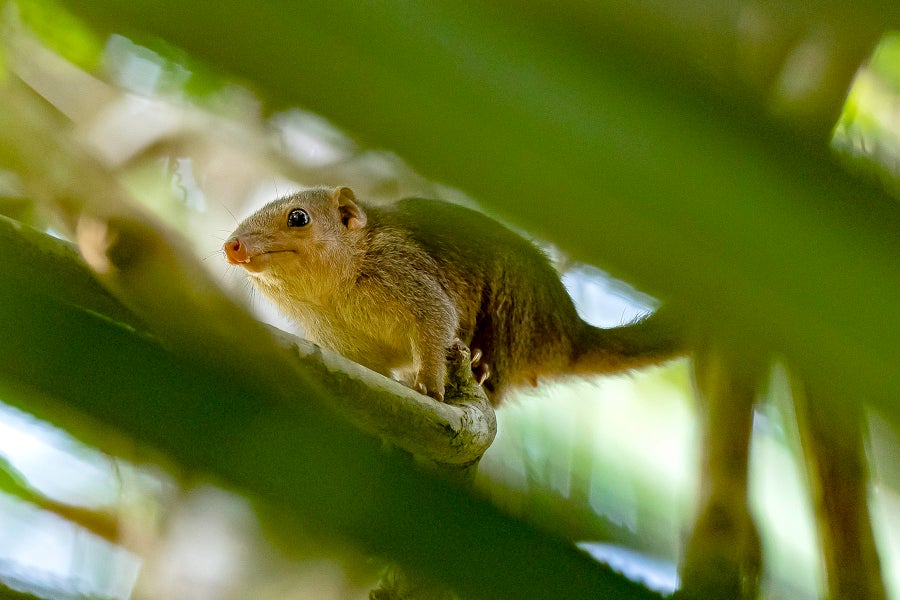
[223, 237, 250, 264]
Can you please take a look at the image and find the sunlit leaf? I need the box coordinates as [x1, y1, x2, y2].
[11, 0, 101, 70]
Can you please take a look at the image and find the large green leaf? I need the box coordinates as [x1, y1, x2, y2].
[56, 1, 900, 428]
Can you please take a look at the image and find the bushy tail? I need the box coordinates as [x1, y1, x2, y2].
[571, 307, 686, 375]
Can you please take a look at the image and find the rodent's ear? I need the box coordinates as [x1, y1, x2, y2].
[332, 186, 367, 230]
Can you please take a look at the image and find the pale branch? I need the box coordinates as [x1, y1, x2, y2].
[269, 328, 496, 467]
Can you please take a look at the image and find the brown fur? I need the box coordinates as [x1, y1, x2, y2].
[225, 186, 680, 403]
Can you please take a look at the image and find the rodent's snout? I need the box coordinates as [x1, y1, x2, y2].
[223, 237, 250, 264]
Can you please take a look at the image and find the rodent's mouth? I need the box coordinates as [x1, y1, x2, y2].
[240, 249, 296, 272]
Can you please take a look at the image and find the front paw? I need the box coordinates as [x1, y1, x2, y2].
[415, 380, 445, 402]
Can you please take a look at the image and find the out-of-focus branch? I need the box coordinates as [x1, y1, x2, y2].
[0, 454, 121, 546]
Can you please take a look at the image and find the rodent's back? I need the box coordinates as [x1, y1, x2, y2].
[226, 187, 680, 403]
[367, 198, 584, 398]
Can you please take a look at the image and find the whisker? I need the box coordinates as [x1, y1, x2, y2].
[221, 203, 238, 225]
[201, 249, 226, 262]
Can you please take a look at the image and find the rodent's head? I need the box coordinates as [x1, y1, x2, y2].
[224, 186, 367, 299]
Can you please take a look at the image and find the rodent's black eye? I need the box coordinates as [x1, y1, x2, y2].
[287, 208, 310, 228]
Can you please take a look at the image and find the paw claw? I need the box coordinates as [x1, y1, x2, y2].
[415, 382, 445, 402]
[471, 348, 483, 367]
[477, 363, 491, 386]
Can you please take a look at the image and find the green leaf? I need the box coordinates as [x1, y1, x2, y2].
[11, 0, 102, 70]
[0, 453, 37, 504]
[54, 0, 900, 429]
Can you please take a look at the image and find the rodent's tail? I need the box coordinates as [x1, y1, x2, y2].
[571, 307, 686, 375]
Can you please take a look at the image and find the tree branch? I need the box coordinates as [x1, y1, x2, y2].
[267, 328, 495, 467]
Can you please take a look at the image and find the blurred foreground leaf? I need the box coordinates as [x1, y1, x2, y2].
[3, 2, 900, 598]
[56, 1, 900, 431]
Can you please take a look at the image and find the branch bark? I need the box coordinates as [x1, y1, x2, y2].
[268, 327, 495, 468]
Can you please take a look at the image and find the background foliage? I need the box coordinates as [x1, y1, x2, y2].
[0, 1, 899, 599]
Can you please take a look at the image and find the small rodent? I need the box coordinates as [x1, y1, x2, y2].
[224, 186, 679, 403]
